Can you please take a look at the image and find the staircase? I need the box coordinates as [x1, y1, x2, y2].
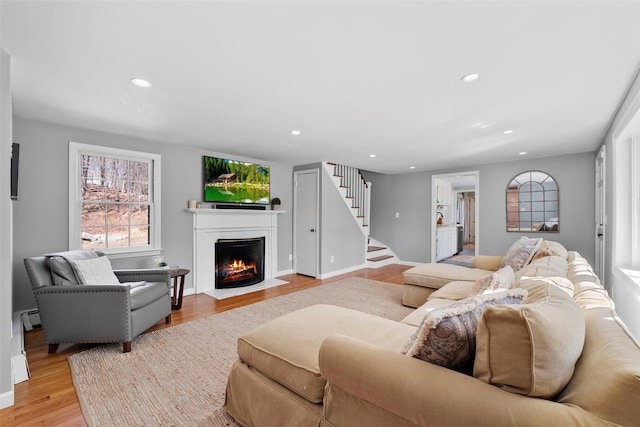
[324, 162, 398, 268]
[366, 237, 396, 268]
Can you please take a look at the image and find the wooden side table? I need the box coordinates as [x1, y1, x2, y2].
[170, 268, 190, 310]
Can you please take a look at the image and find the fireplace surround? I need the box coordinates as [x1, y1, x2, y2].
[189, 208, 284, 296]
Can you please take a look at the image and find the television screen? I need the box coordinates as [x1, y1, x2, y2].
[203, 156, 270, 204]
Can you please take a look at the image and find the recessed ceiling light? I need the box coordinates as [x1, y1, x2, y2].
[409, 166, 416, 169]
[130, 78, 151, 88]
[503, 129, 514, 135]
[290, 130, 301, 136]
[461, 73, 480, 83]
[369, 154, 376, 158]
[519, 151, 528, 156]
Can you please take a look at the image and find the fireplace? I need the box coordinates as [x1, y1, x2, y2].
[215, 237, 265, 289]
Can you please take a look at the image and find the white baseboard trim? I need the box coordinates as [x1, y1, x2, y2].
[395, 260, 422, 266]
[276, 269, 293, 277]
[0, 389, 14, 410]
[317, 263, 368, 280]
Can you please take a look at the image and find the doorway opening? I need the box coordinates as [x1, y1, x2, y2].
[431, 171, 479, 263]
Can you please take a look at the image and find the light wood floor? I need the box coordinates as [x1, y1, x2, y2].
[1, 264, 411, 426]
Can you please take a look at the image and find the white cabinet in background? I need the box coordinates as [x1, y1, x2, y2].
[435, 179, 452, 205]
[436, 226, 457, 261]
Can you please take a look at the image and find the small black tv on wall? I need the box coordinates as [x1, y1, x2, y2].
[11, 143, 19, 200]
[203, 155, 270, 205]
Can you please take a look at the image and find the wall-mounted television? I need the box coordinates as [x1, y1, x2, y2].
[203, 156, 270, 205]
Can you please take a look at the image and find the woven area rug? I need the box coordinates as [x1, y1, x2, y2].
[68, 277, 413, 426]
[439, 254, 474, 267]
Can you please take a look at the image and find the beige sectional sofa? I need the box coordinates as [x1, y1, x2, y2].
[225, 240, 640, 427]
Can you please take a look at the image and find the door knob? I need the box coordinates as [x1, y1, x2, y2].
[310, 229, 315, 232]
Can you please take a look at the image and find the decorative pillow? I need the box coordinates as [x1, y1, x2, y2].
[473, 282, 585, 398]
[402, 288, 528, 369]
[500, 237, 543, 272]
[531, 240, 568, 261]
[69, 256, 120, 285]
[469, 265, 515, 296]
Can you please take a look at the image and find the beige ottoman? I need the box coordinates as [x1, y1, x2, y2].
[225, 304, 416, 427]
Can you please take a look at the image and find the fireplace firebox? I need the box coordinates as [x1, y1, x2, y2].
[215, 237, 265, 289]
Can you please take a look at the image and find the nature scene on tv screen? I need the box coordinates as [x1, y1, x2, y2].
[203, 156, 270, 204]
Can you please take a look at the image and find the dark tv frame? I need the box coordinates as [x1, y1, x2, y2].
[203, 155, 270, 206]
[11, 143, 19, 200]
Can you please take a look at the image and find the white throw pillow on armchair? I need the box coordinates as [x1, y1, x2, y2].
[70, 256, 120, 285]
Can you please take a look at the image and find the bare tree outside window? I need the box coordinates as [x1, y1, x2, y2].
[80, 154, 152, 249]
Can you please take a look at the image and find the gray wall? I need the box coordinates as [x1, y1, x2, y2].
[293, 163, 366, 276]
[319, 165, 366, 273]
[12, 117, 293, 311]
[364, 151, 596, 264]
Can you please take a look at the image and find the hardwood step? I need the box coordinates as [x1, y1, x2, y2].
[367, 246, 386, 252]
[367, 254, 394, 262]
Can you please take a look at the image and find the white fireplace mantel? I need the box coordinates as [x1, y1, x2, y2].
[188, 208, 285, 294]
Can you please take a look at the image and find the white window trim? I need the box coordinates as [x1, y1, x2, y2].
[632, 136, 640, 269]
[68, 142, 162, 256]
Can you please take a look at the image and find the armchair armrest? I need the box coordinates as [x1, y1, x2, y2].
[34, 285, 133, 343]
[473, 255, 503, 271]
[114, 268, 171, 289]
[319, 335, 590, 427]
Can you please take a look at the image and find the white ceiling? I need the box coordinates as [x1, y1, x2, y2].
[2, 1, 640, 174]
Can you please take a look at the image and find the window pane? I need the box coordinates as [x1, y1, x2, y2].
[82, 203, 106, 226]
[130, 205, 149, 225]
[107, 205, 129, 226]
[81, 227, 106, 249]
[108, 226, 130, 247]
[131, 182, 149, 203]
[131, 225, 150, 246]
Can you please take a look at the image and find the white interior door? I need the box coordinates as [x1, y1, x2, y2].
[595, 146, 606, 282]
[294, 169, 319, 277]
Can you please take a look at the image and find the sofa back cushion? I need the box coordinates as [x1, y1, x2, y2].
[557, 306, 640, 426]
[473, 281, 585, 398]
[556, 251, 640, 426]
[515, 255, 567, 281]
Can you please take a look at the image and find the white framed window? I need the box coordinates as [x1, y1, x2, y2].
[69, 142, 161, 256]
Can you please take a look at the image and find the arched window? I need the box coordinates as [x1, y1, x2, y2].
[506, 171, 558, 232]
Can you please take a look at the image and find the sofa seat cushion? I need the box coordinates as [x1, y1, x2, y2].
[402, 264, 493, 290]
[130, 281, 169, 310]
[427, 281, 475, 301]
[473, 281, 585, 398]
[401, 298, 454, 327]
[237, 304, 416, 404]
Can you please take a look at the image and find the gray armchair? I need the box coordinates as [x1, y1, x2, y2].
[24, 250, 172, 353]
